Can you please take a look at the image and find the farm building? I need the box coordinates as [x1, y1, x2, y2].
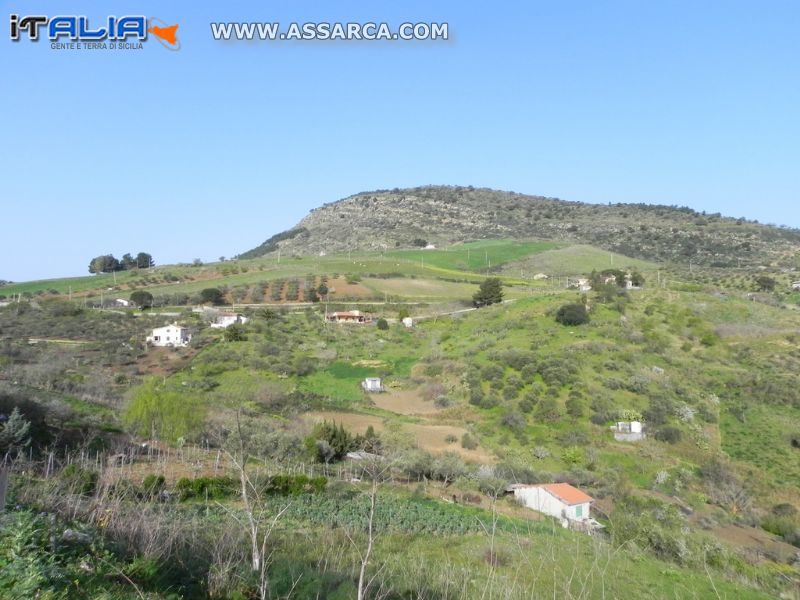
[146, 323, 191, 347]
[792, 281, 800, 291]
[115, 298, 131, 307]
[533, 273, 548, 280]
[610, 421, 645, 442]
[327, 310, 370, 324]
[402, 317, 414, 328]
[424, 243, 437, 250]
[508, 483, 600, 530]
[210, 312, 249, 329]
[568, 278, 592, 292]
[362, 377, 383, 392]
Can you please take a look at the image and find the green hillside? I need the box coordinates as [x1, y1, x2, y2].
[2, 244, 800, 598]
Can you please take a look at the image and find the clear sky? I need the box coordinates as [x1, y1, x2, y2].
[2, 0, 799, 282]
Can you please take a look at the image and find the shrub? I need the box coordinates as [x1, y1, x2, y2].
[555, 303, 589, 326]
[500, 411, 526, 432]
[376, 318, 389, 330]
[175, 476, 238, 500]
[60, 464, 98, 496]
[142, 473, 166, 498]
[200, 288, 225, 305]
[461, 433, 479, 450]
[655, 426, 683, 444]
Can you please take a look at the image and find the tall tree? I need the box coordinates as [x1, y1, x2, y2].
[121, 253, 136, 270]
[473, 277, 504, 307]
[135, 252, 155, 269]
[88, 254, 120, 274]
[130, 290, 154, 309]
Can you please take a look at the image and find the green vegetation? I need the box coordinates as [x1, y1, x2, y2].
[3, 198, 800, 598]
[473, 277, 504, 307]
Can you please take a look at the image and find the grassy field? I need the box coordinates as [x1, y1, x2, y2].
[501, 244, 658, 277]
[385, 240, 562, 272]
[0, 240, 601, 301]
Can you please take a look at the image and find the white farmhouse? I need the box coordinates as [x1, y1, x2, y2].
[792, 281, 800, 291]
[509, 483, 594, 527]
[146, 323, 191, 347]
[402, 317, 414, 328]
[210, 312, 249, 329]
[569, 278, 592, 292]
[115, 298, 131, 307]
[533, 273, 549, 281]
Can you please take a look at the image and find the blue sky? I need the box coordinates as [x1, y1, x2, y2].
[2, 1, 799, 281]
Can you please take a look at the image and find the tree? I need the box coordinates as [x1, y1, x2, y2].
[555, 303, 589, 326]
[224, 324, 247, 342]
[88, 254, 120, 274]
[433, 451, 468, 486]
[200, 288, 225, 305]
[376, 318, 389, 330]
[135, 252, 155, 269]
[0, 407, 31, 453]
[473, 278, 503, 307]
[756, 276, 776, 292]
[129, 290, 154, 309]
[121, 253, 136, 270]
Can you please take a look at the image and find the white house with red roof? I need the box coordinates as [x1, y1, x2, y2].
[508, 483, 595, 527]
[326, 310, 370, 324]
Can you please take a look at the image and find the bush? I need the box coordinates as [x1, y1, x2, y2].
[175, 476, 238, 500]
[142, 473, 166, 498]
[60, 464, 99, 496]
[200, 288, 225, 305]
[555, 303, 589, 326]
[376, 318, 389, 330]
[655, 426, 683, 444]
[461, 433, 479, 450]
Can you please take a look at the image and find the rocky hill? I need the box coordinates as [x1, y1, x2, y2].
[239, 186, 800, 267]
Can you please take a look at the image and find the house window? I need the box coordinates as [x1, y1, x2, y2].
[575, 505, 583, 518]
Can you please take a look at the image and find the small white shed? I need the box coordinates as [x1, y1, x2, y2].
[361, 378, 383, 392]
[402, 317, 414, 328]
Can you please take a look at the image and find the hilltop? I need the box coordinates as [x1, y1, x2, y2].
[238, 185, 800, 268]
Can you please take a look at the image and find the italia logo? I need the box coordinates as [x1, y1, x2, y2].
[9, 14, 180, 50]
